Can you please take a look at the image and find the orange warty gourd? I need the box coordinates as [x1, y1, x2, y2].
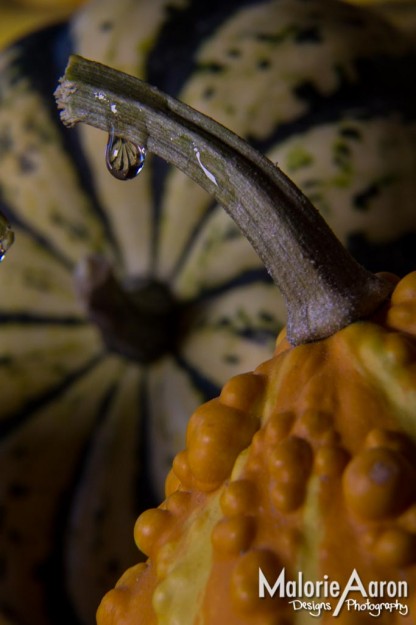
[55, 56, 416, 624]
[95, 270, 416, 625]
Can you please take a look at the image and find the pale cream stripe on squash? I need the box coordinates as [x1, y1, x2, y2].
[172, 208, 264, 300]
[0, 51, 112, 265]
[179, 283, 284, 387]
[72, 0, 187, 278]
[0, 324, 103, 418]
[0, 228, 84, 317]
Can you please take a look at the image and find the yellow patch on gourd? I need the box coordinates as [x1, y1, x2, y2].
[297, 475, 323, 592]
[152, 492, 222, 625]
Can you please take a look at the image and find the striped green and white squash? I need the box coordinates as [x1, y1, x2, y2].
[0, 1, 415, 624]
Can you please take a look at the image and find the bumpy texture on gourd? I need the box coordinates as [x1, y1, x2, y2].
[0, 1, 416, 624]
[97, 272, 416, 625]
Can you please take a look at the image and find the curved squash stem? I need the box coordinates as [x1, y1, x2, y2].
[55, 54, 392, 346]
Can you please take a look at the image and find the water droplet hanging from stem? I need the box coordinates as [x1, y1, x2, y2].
[0, 213, 14, 262]
[105, 131, 146, 180]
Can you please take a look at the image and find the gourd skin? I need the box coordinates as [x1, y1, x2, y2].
[97, 272, 416, 625]
[1, 1, 416, 625]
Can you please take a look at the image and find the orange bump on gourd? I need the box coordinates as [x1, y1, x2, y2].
[314, 444, 350, 477]
[387, 272, 416, 334]
[343, 447, 415, 520]
[266, 436, 313, 482]
[219, 372, 267, 413]
[264, 412, 295, 445]
[267, 436, 313, 511]
[399, 504, 416, 533]
[220, 479, 257, 516]
[133, 508, 172, 558]
[165, 490, 192, 516]
[186, 398, 260, 486]
[230, 549, 281, 614]
[372, 527, 416, 567]
[298, 409, 334, 440]
[211, 515, 256, 555]
[365, 428, 414, 456]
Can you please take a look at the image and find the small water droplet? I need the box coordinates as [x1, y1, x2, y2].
[105, 132, 146, 181]
[0, 215, 14, 262]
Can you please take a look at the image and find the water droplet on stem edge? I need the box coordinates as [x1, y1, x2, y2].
[106, 132, 146, 181]
[0, 215, 14, 262]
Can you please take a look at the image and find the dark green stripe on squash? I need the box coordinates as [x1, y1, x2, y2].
[146, 0, 268, 96]
[0, 313, 86, 325]
[0, 352, 105, 436]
